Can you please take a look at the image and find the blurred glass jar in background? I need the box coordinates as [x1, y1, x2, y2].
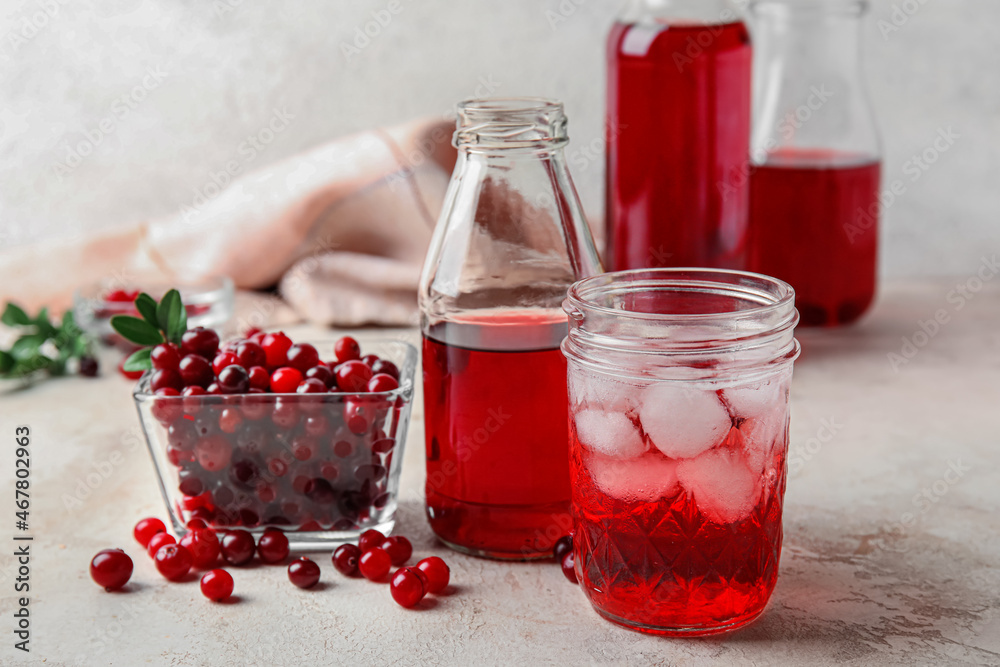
[605, 0, 752, 271]
[748, 0, 882, 326]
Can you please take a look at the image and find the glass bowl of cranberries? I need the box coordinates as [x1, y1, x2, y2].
[133, 330, 416, 548]
[74, 277, 234, 348]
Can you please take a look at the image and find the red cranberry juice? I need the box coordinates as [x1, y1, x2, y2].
[606, 20, 752, 271]
[571, 434, 786, 634]
[749, 153, 881, 326]
[423, 312, 572, 560]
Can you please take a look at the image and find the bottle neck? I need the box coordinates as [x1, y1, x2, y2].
[454, 98, 568, 155]
[620, 0, 745, 25]
[749, 0, 880, 162]
[751, 1, 866, 76]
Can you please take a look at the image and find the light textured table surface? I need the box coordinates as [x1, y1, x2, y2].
[2, 278, 998, 666]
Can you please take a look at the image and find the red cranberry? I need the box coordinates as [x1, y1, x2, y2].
[118, 358, 144, 380]
[390, 567, 426, 608]
[553, 534, 573, 563]
[79, 355, 100, 377]
[218, 408, 242, 433]
[332, 543, 361, 576]
[187, 518, 209, 530]
[296, 378, 326, 394]
[371, 438, 395, 455]
[334, 336, 361, 363]
[220, 530, 255, 565]
[332, 438, 355, 459]
[181, 327, 220, 359]
[304, 364, 333, 388]
[561, 551, 578, 584]
[370, 359, 399, 380]
[105, 288, 137, 302]
[344, 398, 376, 435]
[212, 352, 239, 376]
[286, 344, 320, 373]
[196, 435, 232, 472]
[358, 547, 391, 581]
[90, 549, 133, 591]
[380, 536, 413, 566]
[416, 556, 450, 593]
[245, 327, 262, 338]
[200, 568, 234, 601]
[360, 353, 379, 367]
[319, 460, 340, 481]
[133, 517, 166, 547]
[270, 367, 304, 394]
[151, 388, 182, 424]
[334, 360, 372, 392]
[287, 557, 321, 589]
[154, 544, 193, 581]
[257, 529, 290, 564]
[410, 564, 429, 589]
[179, 354, 214, 388]
[151, 343, 182, 371]
[179, 529, 221, 569]
[217, 365, 250, 393]
[151, 368, 184, 392]
[358, 529, 385, 553]
[262, 332, 293, 367]
[206, 382, 225, 395]
[367, 373, 399, 393]
[235, 341, 266, 369]
[146, 532, 176, 557]
[248, 366, 270, 391]
[291, 435, 318, 461]
[271, 399, 299, 428]
[266, 456, 290, 478]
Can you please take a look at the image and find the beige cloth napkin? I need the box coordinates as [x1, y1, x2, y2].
[0, 117, 457, 328]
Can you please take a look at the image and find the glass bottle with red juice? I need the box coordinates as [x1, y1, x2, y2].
[748, 0, 882, 326]
[419, 98, 602, 560]
[605, 0, 752, 271]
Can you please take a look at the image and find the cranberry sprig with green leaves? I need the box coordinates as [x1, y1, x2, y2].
[0, 303, 98, 379]
[111, 289, 187, 373]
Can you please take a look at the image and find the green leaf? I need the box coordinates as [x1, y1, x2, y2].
[110, 316, 164, 346]
[123, 347, 152, 372]
[135, 293, 159, 327]
[10, 334, 45, 360]
[157, 289, 187, 344]
[1, 303, 31, 327]
[0, 350, 13, 374]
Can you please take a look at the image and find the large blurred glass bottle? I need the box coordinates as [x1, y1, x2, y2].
[605, 0, 752, 271]
[419, 98, 602, 560]
[748, 0, 882, 326]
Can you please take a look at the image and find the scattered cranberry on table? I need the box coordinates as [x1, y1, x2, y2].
[390, 567, 426, 608]
[179, 529, 221, 569]
[332, 543, 362, 576]
[200, 569, 234, 601]
[415, 557, 450, 594]
[221, 529, 256, 566]
[90, 549, 133, 591]
[381, 536, 413, 566]
[153, 544, 193, 581]
[358, 529, 385, 553]
[288, 557, 322, 589]
[133, 517, 166, 547]
[560, 551, 578, 584]
[257, 529, 290, 564]
[358, 547, 392, 581]
[553, 534, 573, 563]
[146, 532, 176, 557]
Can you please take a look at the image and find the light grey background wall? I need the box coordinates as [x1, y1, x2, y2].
[0, 0, 996, 278]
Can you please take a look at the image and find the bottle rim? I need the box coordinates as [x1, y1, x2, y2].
[454, 97, 568, 150]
